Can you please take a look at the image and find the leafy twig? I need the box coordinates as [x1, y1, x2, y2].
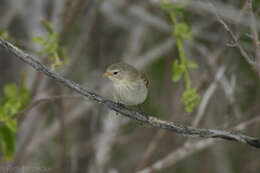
[161, 1, 200, 112]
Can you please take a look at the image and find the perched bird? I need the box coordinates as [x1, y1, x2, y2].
[103, 63, 149, 107]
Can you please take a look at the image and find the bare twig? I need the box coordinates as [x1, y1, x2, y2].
[128, 5, 171, 32]
[0, 37, 260, 148]
[192, 67, 226, 127]
[0, 0, 26, 28]
[59, 0, 84, 42]
[213, 4, 260, 72]
[248, 0, 260, 64]
[151, 0, 260, 31]
[12, 95, 84, 123]
[137, 115, 260, 173]
[62, 0, 100, 75]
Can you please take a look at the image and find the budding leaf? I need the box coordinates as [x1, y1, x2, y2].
[174, 22, 192, 40]
[160, 2, 175, 11]
[40, 18, 54, 33]
[0, 29, 9, 40]
[182, 88, 200, 113]
[32, 36, 46, 45]
[186, 60, 198, 69]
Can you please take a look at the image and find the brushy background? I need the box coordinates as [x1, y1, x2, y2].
[0, 0, 260, 173]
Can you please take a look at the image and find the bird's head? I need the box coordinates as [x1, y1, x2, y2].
[103, 63, 139, 84]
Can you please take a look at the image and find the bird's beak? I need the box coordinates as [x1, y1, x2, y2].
[103, 72, 112, 77]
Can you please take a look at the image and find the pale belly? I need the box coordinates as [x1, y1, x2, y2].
[114, 82, 147, 106]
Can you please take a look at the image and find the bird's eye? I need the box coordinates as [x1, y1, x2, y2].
[113, 71, 118, 75]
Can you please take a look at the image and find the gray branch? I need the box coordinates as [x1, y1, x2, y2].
[0, 37, 260, 149]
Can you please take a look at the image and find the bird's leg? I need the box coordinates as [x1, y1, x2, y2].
[114, 94, 123, 115]
[138, 105, 149, 120]
[115, 101, 125, 116]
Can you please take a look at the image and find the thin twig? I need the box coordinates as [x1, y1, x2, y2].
[62, 0, 100, 76]
[0, 37, 260, 148]
[212, 3, 259, 72]
[0, 95, 83, 127]
[17, 95, 84, 118]
[59, 0, 84, 42]
[137, 115, 260, 173]
[248, 0, 260, 64]
[192, 67, 226, 127]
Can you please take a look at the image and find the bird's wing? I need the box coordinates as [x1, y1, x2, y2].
[141, 73, 149, 88]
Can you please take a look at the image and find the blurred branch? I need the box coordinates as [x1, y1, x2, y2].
[212, 3, 260, 74]
[63, 0, 100, 75]
[124, 22, 148, 61]
[101, 2, 132, 30]
[15, 95, 84, 122]
[192, 66, 225, 127]
[52, 0, 65, 32]
[26, 100, 94, 156]
[95, 111, 125, 173]
[1, 37, 260, 148]
[128, 5, 171, 32]
[219, 72, 241, 118]
[137, 114, 260, 173]
[151, 0, 260, 30]
[194, 43, 243, 119]
[248, 0, 260, 64]
[59, 0, 84, 42]
[133, 38, 175, 68]
[0, 0, 26, 28]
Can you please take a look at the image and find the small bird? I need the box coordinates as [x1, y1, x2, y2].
[103, 63, 149, 107]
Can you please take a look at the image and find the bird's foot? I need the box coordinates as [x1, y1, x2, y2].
[138, 105, 149, 120]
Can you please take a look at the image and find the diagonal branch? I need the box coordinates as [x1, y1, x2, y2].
[0, 37, 260, 148]
[248, 0, 260, 64]
[212, 3, 260, 73]
[137, 115, 260, 173]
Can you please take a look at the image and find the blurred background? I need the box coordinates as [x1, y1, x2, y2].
[0, 0, 260, 173]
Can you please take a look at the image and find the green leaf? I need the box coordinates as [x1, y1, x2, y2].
[32, 36, 46, 45]
[1, 83, 30, 119]
[0, 83, 30, 160]
[0, 28, 9, 40]
[50, 53, 63, 70]
[186, 60, 198, 69]
[57, 48, 69, 62]
[42, 43, 58, 54]
[4, 84, 18, 98]
[160, 2, 185, 13]
[5, 119, 17, 132]
[160, 2, 175, 12]
[32, 20, 69, 70]
[174, 22, 192, 40]
[3, 101, 19, 116]
[40, 18, 54, 33]
[0, 31, 9, 40]
[182, 88, 200, 113]
[19, 87, 31, 109]
[0, 125, 16, 160]
[172, 59, 184, 82]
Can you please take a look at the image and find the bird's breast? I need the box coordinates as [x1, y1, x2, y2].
[114, 80, 147, 106]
